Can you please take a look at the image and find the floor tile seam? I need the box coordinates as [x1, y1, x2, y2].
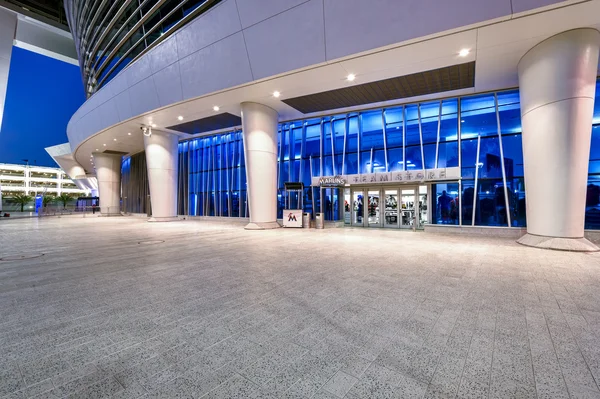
[425, 302, 481, 397]
[551, 310, 600, 393]
[195, 371, 251, 399]
[535, 311, 571, 396]
[485, 303, 499, 399]
[455, 303, 496, 376]
[519, 300, 540, 399]
[573, 306, 600, 346]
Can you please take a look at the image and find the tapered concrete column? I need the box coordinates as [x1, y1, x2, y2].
[241, 102, 280, 229]
[93, 152, 122, 216]
[143, 130, 179, 222]
[517, 29, 600, 252]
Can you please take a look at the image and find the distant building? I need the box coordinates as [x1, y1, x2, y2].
[0, 163, 90, 196]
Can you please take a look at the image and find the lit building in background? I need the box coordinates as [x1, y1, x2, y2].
[0, 163, 89, 196]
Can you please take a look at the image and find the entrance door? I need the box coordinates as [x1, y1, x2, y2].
[416, 185, 428, 230]
[367, 190, 381, 227]
[400, 188, 416, 229]
[352, 190, 364, 226]
[322, 188, 342, 221]
[384, 189, 399, 228]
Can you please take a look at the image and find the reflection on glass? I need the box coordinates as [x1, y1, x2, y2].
[344, 189, 351, 224]
[418, 185, 428, 228]
[353, 191, 364, 225]
[323, 188, 341, 221]
[384, 190, 398, 227]
[586, 176, 600, 229]
[368, 191, 380, 226]
[401, 189, 415, 228]
[432, 183, 460, 225]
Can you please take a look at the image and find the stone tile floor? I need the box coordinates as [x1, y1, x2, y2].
[1, 216, 600, 398]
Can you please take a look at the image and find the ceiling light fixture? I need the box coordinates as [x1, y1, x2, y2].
[213, 106, 220, 112]
[113, 138, 117, 141]
[347, 73, 356, 82]
[459, 48, 470, 57]
[273, 91, 281, 98]
[178, 116, 184, 121]
[151, 123, 156, 128]
[103, 144, 106, 146]
[128, 132, 131, 135]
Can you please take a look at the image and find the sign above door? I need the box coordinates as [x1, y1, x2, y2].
[312, 167, 460, 186]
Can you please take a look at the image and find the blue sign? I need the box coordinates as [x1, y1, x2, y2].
[35, 195, 43, 213]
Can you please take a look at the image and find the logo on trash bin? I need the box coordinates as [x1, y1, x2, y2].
[287, 213, 297, 222]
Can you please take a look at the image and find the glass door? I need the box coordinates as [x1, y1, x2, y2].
[352, 191, 364, 226]
[367, 190, 381, 227]
[384, 189, 399, 228]
[416, 185, 428, 230]
[400, 188, 416, 229]
[344, 189, 351, 225]
[322, 188, 342, 221]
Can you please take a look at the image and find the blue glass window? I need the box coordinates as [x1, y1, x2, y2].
[460, 94, 497, 139]
[360, 110, 384, 151]
[432, 183, 460, 225]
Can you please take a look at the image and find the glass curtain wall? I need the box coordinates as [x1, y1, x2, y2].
[174, 82, 600, 229]
[587, 80, 600, 229]
[460, 90, 525, 227]
[121, 152, 149, 214]
[177, 130, 247, 218]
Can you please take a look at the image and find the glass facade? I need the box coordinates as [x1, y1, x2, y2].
[65, 0, 222, 95]
[172, 83, 600, 230]
[177, 131, 248, 218]
[588, 82, 600, 229]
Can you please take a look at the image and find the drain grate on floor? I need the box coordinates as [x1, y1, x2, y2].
[0, 253, 45, 261]
[138, 240, 165, 245]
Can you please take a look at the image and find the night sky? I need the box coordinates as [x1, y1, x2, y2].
[0, 46, 85, 167]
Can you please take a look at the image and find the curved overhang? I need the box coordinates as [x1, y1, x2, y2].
[66, 0, 600, 174]
[45, 143, 97, 193]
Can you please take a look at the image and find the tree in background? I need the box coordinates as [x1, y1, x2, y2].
[56, 193, 74, 209]
[11, 194, 33, 212]
[42, 195, 54, 208]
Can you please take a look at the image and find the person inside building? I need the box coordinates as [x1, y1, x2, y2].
[438, 190, 452, 223]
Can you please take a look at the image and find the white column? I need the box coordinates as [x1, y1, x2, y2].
[143, 130, 179, 222]
[517, 28, 600, 252]
[241, 102, 280, 229]
[93, 152, 122, 216]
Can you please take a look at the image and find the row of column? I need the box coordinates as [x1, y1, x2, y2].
[93, 28, 600, 251]
[93, 101, 280, 227]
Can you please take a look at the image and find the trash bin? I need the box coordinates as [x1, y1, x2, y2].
[315, 212, 324, 229]
[303, 212, 311, 228]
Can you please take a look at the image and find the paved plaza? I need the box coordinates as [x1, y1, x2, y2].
[1, 216, 600, 399]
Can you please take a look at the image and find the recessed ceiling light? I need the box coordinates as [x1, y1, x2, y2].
[103, 144, 106, 146]
[273, 91, 281, 98]
[95, 148, 99, 151]
[128, 132, 131, 135]
[113, 138, 117, 141]
[459, 48, 470, 57]
[213, 106, 220, 112]
[178, 115, 184, 121]
[347, 73, 356, 82]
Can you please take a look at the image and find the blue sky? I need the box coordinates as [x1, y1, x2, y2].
[0, 46, 85, 167]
